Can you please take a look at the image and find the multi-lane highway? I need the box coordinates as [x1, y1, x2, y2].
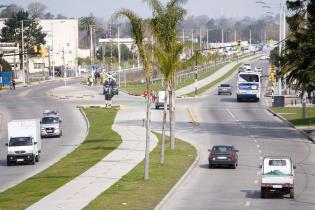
[155, 59, 315, 209]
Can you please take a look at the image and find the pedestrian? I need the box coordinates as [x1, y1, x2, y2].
[12, 79, 16, 90]
[144, 90, 148, 100]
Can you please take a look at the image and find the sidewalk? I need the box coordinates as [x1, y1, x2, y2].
[175, 54, 262, 96]
[27, 106, 158, 210]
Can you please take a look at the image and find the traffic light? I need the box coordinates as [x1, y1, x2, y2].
[237, 40, 241, 47]
[39, 45, 47, 57]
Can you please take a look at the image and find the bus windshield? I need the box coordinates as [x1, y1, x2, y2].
[238, 74, 259, 83]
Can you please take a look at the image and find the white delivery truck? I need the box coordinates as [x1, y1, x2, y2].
[260, 156, 296, 198]
[5, 119, 41, 166]
[155, 91, 167, 109]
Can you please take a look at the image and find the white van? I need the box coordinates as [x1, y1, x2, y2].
[6, 119, 41, 166]
[155, 91, 168, 109]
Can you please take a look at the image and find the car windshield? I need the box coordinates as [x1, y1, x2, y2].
[212, 146, 233, 153]
[220, 84, 230, 87]
[9, 137, 32, 146]
[238, 74, 259, 82]
[42, 117, 59, 124]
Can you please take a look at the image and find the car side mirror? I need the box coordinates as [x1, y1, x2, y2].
[5, 143, 8, 146]
[293, 165, 296, 169]
[235, 150, 239, 152]
[259, 165, 262, 169]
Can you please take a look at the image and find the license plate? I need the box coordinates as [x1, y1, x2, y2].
[17, 159, 24, 162]
[217, 156, 227, 160]
[47, 130, 53, 133]
[273, 185, 282, 189]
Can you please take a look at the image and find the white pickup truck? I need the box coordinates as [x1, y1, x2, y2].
[260, 156, 296, 198]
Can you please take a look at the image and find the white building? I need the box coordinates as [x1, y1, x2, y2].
[0, 19, 79, 77]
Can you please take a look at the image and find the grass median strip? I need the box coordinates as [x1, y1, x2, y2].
[0, 107, 121, 210]
[121, 63, 227, 96]
[185, 63, 242, 97]
[271, 107, 315, 126]
[84, 132, 197, 210]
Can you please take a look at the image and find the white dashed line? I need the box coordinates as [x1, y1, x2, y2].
[257, 145, 260, 148]
[254, 180, 259, 185]
[258, 150, 262, 153]
[259, 157, 263, 160]
[257, 171, 260, 175]
[254, 139, 257, 143]
[226, 108, 237, 121]
[245, 201, 251, 207]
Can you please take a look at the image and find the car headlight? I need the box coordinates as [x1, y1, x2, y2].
[8, 151, 15, 155]
[41, 128, 45, 130]
[26, 150, 34, 154]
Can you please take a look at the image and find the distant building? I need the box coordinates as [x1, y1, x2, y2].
[0, 19, 79, 79]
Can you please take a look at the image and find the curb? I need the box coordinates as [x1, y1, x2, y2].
[78, 107, 90, 132]
[266, 108, 315, 143]
[154, 142, 200, 210]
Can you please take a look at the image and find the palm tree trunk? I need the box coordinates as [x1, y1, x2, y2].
[144, 83, 151, 180]
[160, 82, 169, 164]
[169, 78, 176, 150]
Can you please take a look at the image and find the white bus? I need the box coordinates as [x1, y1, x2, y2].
[237, 71, 261, 102]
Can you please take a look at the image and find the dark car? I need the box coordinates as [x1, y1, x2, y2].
[103, 80, 119, 95]
[208, 145, 239, 169]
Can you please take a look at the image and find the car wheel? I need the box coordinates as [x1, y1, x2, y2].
[231, 163, 236, 169]
[7, 160, 11, 166]
[35, 154, 40, 162]
[290, 189, 294, 199]
[156, 106, 159, 109]
[261, 188, 265, 198]
[30, 156, 36, 165]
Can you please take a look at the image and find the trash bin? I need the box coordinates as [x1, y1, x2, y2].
[273, 96, 285, 107]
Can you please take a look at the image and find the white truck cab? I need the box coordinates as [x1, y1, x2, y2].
[155, 91, 168, 109]
[6, 119, 41, 166]
[260, 156, 296, 198]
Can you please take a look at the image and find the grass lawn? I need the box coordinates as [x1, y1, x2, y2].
[120, 63, 227, 96]
[0, 107, 121, 210]
[271, 107, 315, 126]
[185, 63, 242, 97]
[84, 132, 197, 210]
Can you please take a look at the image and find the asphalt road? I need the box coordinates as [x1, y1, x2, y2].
[0, 79, 142, 192]
[155, 59, 315, 209]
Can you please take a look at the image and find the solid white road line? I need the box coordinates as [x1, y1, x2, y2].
[226, 108, 237, 121]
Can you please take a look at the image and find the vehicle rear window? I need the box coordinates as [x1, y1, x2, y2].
[220, 84, 230, 87]
[269, 160, 286, 166]
[212, 146, 233, 152]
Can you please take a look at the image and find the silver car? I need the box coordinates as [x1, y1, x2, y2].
[40, 114, 62, 138]
[218, 84, 232, 95]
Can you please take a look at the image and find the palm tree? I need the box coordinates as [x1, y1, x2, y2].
[113, 9, 153, 180]
[146, 0, 187, 163]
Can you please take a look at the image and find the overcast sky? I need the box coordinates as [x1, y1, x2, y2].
[1, 0, 286, 20]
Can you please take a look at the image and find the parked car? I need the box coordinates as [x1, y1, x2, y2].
[208, 145, 239, 169]
[260, 156, 296, 198]
[103, 80, 119, 95]
[40, 114, 62, 138]
[218, 84, 232, 95]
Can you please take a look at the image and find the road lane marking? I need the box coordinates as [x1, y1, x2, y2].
[245, 201, 251, 207]
[259, 156, 263, 160]
[258, 150, 262, 153]
[254, 139, 257, 142]
[226, 108, 237, 121]
[257, 171, 260, 175]
[254, 180, 258, 185]
[187, 108, 199, 126]
[257, 145, 260, 148]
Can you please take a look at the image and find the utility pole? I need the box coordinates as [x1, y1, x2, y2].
[265, 31, 267, 45]
[206, 30, 209, 50]
[21, 20, 26, 86]
[89, 25, 94, 70]
[249, 30, 252, 46]
[278, 4, 283, 96]
[63, 48, 66, 86]
[191, 29, 194, 56]
[234, 30, 236, 42]
[199, 29, 202, 50]
[118, 26, 121, 87]
[221, 28, 224, 46]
